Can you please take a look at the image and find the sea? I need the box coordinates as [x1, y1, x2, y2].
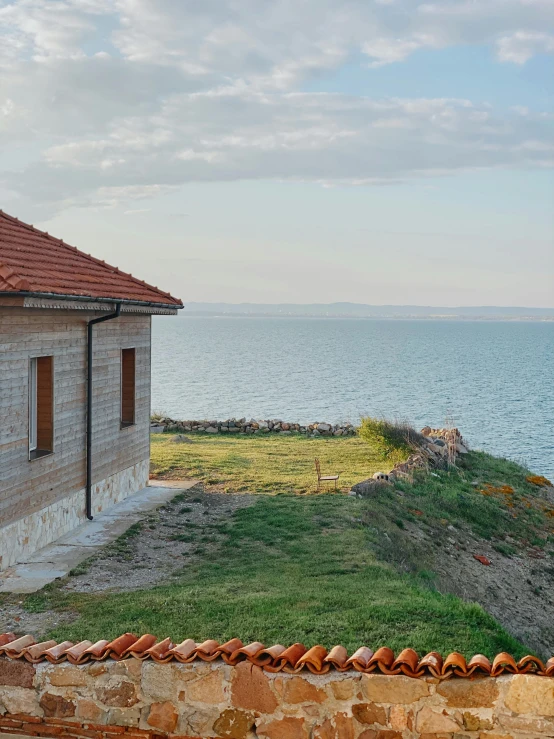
[151, 317, 554, 479]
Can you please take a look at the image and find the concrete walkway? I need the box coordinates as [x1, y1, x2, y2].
[0, 480, 198, 594]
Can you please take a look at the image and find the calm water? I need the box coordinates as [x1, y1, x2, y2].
[152, 317, 554, 478]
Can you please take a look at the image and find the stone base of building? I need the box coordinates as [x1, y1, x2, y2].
[0, 459, 149, 571]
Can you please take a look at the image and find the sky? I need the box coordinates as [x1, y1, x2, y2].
[0, 0, 553, 307]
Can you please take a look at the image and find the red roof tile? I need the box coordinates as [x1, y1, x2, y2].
[0, 633, 552, 679]
[0, 210, 182, 307]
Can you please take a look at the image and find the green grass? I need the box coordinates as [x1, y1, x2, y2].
[150, 432, 392, 494]
[358, 416, 423, 459]
[14, 437, 552, 659]
[27, 494, 527, 658]
[371, 451, 554, 546]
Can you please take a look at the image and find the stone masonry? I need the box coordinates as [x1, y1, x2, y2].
[1, 658, 553, 739]
[152, 418, 357, 438]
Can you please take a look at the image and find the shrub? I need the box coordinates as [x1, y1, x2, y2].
[358, 416, 423, 458]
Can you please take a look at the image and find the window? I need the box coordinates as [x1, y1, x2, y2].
[121, 348, 136, 427]
[29, 356, 54, 459]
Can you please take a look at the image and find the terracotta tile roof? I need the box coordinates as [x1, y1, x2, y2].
[1, 633, 552, 679]
[0, 210, 182, 307]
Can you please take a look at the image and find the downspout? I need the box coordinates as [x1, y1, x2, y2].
[86, 303, 121, 520]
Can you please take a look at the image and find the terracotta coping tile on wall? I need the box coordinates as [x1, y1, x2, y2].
[0, 632, 553, 679]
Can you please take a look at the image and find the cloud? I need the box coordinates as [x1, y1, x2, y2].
[0, 0, 553, 211]
[496, 31, 554, 63]
[5, 89, 552, 211]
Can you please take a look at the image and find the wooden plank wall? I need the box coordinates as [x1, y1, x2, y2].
[0, 308, 151, 528]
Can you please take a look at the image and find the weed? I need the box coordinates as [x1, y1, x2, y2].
[358, 417, 424, 461]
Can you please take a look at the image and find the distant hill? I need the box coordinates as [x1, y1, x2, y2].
[183, 302, 554, 320]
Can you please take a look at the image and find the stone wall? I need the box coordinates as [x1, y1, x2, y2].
[152, 417, 357, 437]
[1, 658, 553, 739]
[0, 459, 149, 571]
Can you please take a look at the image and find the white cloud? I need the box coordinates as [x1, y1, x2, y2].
[496, 31, 554, 64]
[0, 0, 553, 211]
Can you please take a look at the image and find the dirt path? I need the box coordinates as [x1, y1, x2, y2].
[0, 484, 254, 637]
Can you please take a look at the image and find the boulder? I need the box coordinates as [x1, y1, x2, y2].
[169, 435, 193, 444]
[351, 479, 390, 497]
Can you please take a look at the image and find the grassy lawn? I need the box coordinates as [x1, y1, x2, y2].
[13, 435, 553, 659]
[27, 491, 527, 658]
[150, 432, 401, 494]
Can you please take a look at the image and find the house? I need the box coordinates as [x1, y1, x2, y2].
[0, 210, 183, 570]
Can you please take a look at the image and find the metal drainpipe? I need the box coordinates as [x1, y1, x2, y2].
[86, 303, 121, 520]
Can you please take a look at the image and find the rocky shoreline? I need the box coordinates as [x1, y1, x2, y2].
[151, 416, 357, 437]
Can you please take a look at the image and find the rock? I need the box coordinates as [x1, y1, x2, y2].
[47, 665, 88, 687]
[351, 479, 391, 497]
[317, 423, 331, 432]
[213, 708, 256, 739]
[456, 442, 469, 453]
[437, 679, 499, 707]
[314, 713, 356, 739]
[76, 697, 109, 723]
[205, 426, 218, 434]
[147, 701, 178, 733]
[39, 692, 77, 718]
[257, 716, 306, 739]
[415, 706, 460, 733]
[281, 677, 327, 705]
[372, 472, 389, 482]
[96, 680, 138, 707]
[231, 662, 278, 714]
[170, 434, 193, 444]
[421, 426, 432, 436]
[329, 679, 359, 701]
[352, 702, 387, 725]
[0, 686, 43, 715]
[504, 674, 554, 716]
[187, 670, 225, 704]
[0, 659, 35, 688]
[362, 675, 429, 703]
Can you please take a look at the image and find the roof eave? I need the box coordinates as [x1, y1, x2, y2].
[2, 290, 184, 311]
